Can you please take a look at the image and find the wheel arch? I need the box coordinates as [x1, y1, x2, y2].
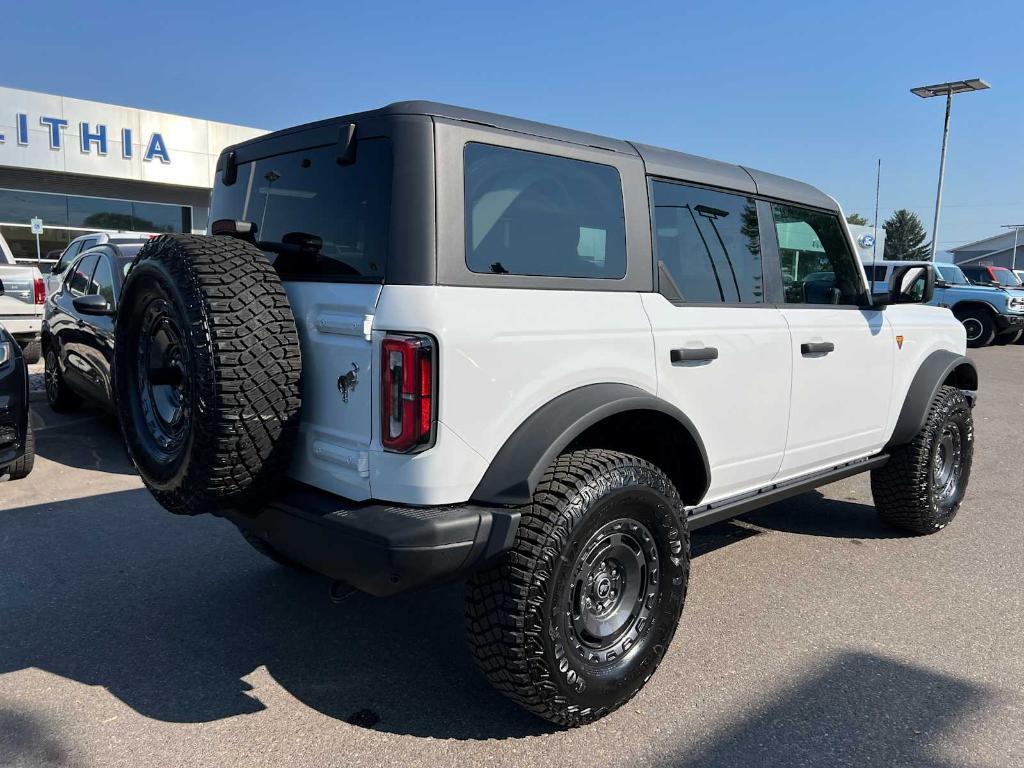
[886, 350, 977, 449]
[470, 383, 710, 506]
[950, 300, 999, 317]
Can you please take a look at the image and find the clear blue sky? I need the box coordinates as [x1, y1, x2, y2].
[4, 0, 1021, 252]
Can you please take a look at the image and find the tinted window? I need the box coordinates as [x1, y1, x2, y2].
[935, 265, 969, 285]
[68, 253, 98, 297]
[862, 265, 889, 283]
[773, 204, 863, 305]
[210, 138, 392, 281]
[651, 180, 763, 303]
[89, 256, 116, 306]
[464, 143, 626, 278]
[961, 267, 989, 285]
[131, 202, 190, 233]
[68, 196, 134, 230]
[991, 268, 1021, 287]
[56, 240, 84, 273]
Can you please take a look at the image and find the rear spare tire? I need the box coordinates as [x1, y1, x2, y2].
[114, 235, 301, 516]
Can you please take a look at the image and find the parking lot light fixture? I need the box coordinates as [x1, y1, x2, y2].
[911, 78, 991, 260]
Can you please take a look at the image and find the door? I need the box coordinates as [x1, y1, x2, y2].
[55, 251, 100, 398]
[770, 202, 894, 479]
[645, 180, 792, 503]
[78, 252, 117, 403]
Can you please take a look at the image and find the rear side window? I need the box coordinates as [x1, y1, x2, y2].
[210, 138, 392, 281]
[68, 253, 98, 297]
[56, 240, 84, 273]
[464, 143, 626, 279]
[651, 180, 763, 303]
[89, 256, 115, 306]
[772, 204, 864, 305]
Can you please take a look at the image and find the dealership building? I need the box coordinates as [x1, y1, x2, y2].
[0, 86, 265, 260]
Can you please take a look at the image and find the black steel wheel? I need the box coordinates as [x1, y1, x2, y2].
[467, 449, 689, 727]
[43, 346, 81, 413]
[957, 308, 995, 348]
[872, 385, 973, 534]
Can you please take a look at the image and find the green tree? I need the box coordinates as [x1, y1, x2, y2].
[883, 209, 931, 260]
[845, 213, 869, 226]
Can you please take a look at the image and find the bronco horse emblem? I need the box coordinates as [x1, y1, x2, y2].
[337, 363, 359, 403]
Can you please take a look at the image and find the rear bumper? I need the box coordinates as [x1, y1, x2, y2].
[226, 483, 520, 596]
[0, 315, 41, 338]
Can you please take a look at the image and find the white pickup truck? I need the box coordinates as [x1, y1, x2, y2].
[0, 232, 45, 363]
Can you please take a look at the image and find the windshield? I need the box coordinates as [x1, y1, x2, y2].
[935, 265, 969, 285]
[209, 138, 392, 282]
[991, 268, 1022, 287]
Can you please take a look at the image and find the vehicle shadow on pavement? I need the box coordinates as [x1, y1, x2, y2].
[0, 708, 77, 768]
[30, 405, 137, 477]
[741, 490, 907, 540]
[663, 650, 988, 768]
[0, 487, 936, 744]
[0, 488, 550, 740]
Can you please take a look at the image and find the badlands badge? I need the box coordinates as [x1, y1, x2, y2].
[896, 335, 905, 350]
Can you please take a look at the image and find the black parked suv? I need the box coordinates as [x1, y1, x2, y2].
[0, 320, 34, 480]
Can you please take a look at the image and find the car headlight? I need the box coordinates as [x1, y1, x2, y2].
[1009, 297, 1024, 312]
[0, 341, 11, 366]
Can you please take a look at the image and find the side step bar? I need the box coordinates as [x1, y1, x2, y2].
[687, 454, 889, 531]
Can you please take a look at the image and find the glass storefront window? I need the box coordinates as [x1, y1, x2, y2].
[0, 224, 72, 261]
[0, 189, 69, 226]
[0, 188, 193, 244]
[132, 202, 191, 233]
[68, 196, 134, 230]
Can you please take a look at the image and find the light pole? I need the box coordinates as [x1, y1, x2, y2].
[911, 78, 991, 260]
[1002, 224, 1024, 271]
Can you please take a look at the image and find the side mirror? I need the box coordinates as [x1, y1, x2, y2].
[934, 278, 948, 288]
[72, 294, 113, 316]
[886, 263, 935, 306]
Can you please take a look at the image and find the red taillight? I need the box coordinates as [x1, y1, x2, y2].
[33, 278, 45, 305]
[381, 334, 435, 453]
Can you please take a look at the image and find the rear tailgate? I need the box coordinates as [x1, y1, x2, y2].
[209, 126, 395, 501]
[284, 282, 381, 501]
[0, 266, 43, 322]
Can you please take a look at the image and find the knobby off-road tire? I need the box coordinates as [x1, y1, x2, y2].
[5, 426, 34, 480]
[466, 449, 689, 727]
[114, 235, 301, 516]
[871, 385, 973, 535]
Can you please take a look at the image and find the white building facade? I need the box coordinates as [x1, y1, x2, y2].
[0, 86, 265, 260]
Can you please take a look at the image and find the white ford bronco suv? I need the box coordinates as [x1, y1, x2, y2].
[113, 102, 977, 727]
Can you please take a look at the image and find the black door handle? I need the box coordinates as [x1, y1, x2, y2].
[801, 341, 835, 356]
[671, 346, 719, 363]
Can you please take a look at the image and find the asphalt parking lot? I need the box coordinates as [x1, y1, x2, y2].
[1, 348, 1022, 768]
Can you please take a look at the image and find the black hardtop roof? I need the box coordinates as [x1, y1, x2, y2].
[224, 100, 837, 211]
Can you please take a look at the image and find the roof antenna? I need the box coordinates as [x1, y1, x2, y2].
[872, 158, 881, 292]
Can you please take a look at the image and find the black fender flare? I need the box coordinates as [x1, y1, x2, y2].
[886, 350, 977, 448]
[470, 383, 710, 506]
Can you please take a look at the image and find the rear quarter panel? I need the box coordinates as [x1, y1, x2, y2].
[369, 285, 657, 504]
